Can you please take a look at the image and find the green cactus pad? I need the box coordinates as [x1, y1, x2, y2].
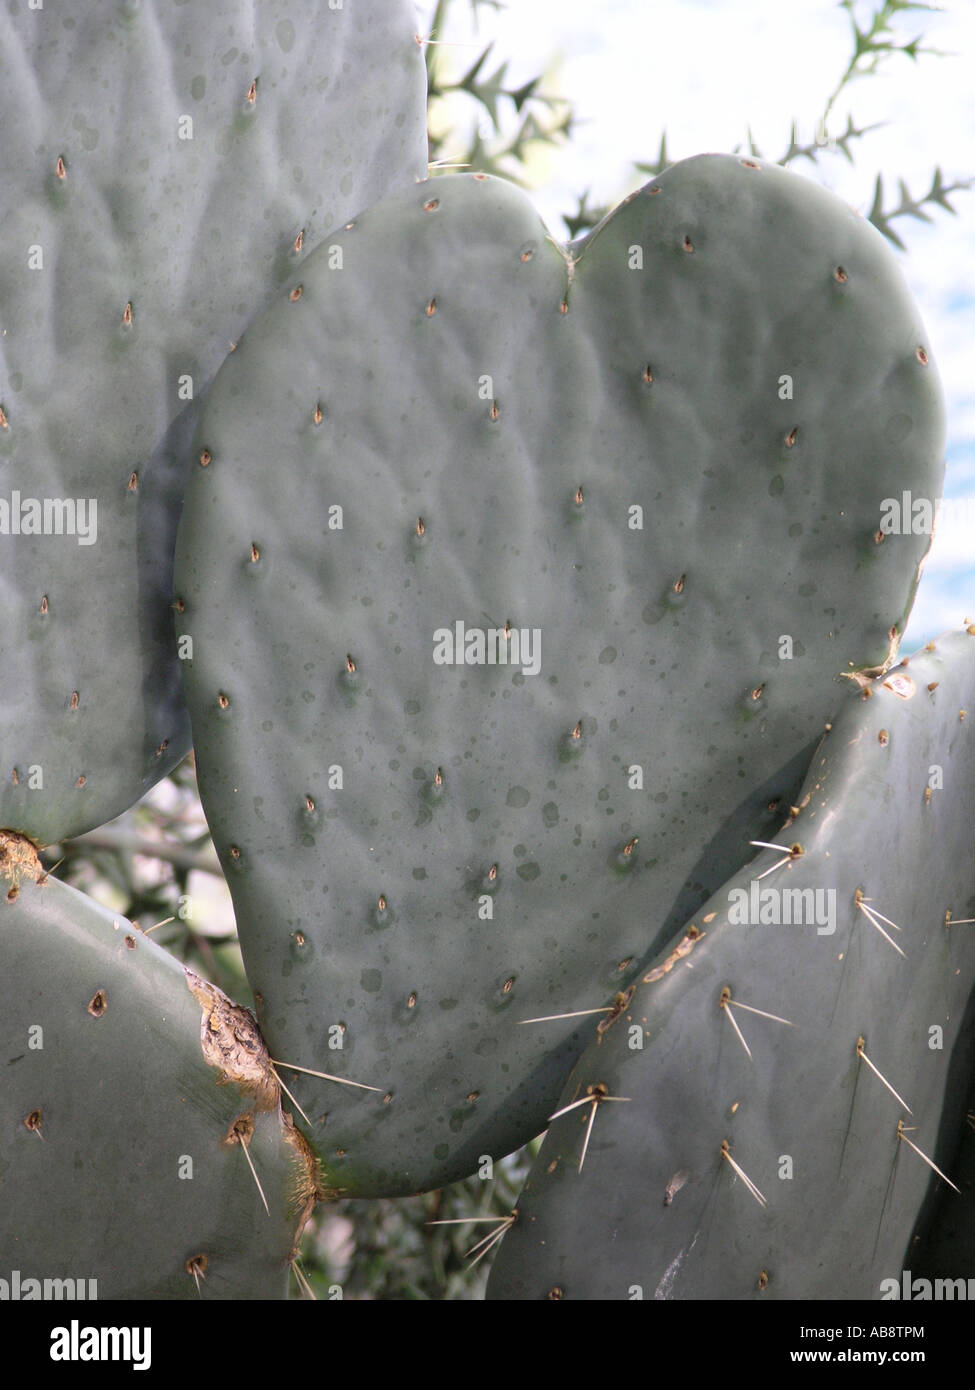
[487, 627, 975, 1300]
[0, 0, 427, 845]
[0, 834, 323, 1299]
[175, 157, 944, 1195]
[905, 1002, 975, 1290]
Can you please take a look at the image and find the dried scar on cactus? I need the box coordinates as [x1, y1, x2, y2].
[186, 970, 281, 1110]
[185, 970, 325, 1227]
[0, 830, 43, 891]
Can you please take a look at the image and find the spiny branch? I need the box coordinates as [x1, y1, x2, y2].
[866, 167, 975, 249]
[823, 1, 950, 128]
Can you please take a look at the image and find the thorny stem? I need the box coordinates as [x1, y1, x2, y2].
[53, 828, 223, 877]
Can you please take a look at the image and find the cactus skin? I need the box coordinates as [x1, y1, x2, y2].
[908, 1035, 975, 1290]
[0, 0, 428, 846]
[174, 157, 944, 1196]
[486, 627, 975, 1300]
[0, 835, 323, 1299]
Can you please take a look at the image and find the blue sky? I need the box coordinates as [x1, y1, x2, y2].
[416, 0, 975, 646]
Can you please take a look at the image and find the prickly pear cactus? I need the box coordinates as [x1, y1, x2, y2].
[174, 156, 944, 1196]
[0, 0, 427, 846]
[0, 832, 323, 1299]
[908, 1038, 975, 1288]
[486, 626, 975, 1300]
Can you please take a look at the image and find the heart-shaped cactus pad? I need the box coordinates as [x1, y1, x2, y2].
[174, 156, 944, 1195]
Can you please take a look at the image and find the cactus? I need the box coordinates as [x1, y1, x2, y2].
[909, 1042, 975, 1287]
[173, 155, 944, 1196]
[1, 0, 968, 1302]
[0, 0, 428, 846]
[485, 626, 975, 1300]
[0, 832, 324, 1299]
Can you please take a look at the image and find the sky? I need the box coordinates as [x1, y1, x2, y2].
[415, 0, 975, 647]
